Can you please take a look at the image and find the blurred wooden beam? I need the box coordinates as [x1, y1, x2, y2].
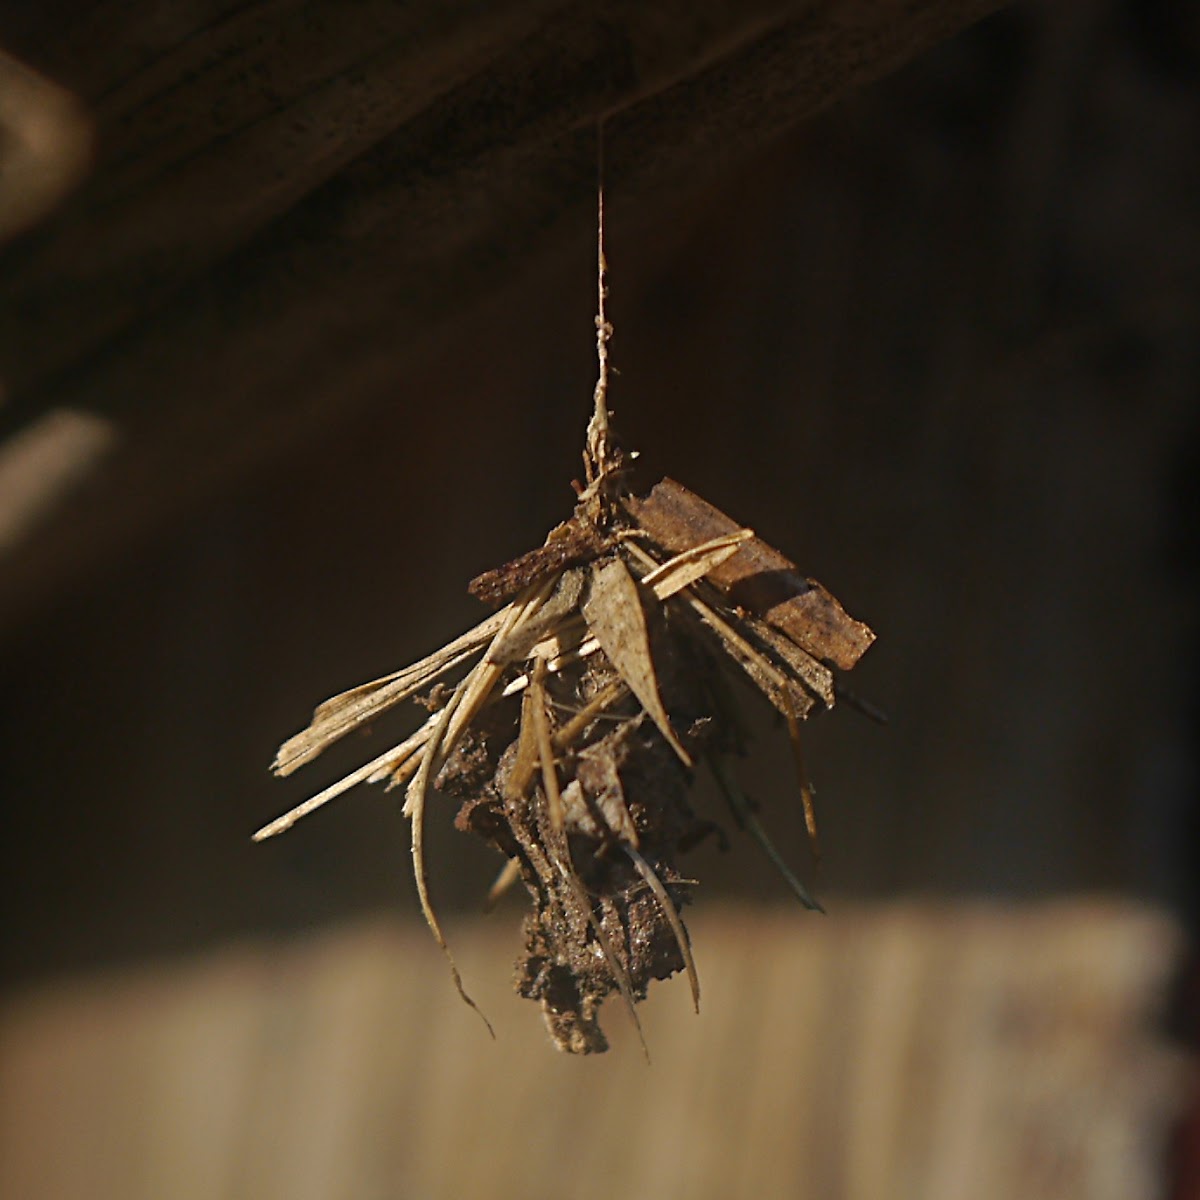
[0, 50, 91, 245]
[0, 903, 1185, 1200]
[0, 0, 1002, 632]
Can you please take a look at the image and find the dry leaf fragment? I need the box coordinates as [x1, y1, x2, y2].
[581, 556, 692, 766]
[573, 732, 641, 847]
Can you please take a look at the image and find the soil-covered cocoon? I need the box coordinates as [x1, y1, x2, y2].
[261, 466, 874, 1053]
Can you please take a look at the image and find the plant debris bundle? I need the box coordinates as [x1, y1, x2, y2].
[258, 194, 875, 1054]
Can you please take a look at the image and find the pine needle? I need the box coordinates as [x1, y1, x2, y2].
[710, 754, 824, 913]
[626, 845, 700, 1012]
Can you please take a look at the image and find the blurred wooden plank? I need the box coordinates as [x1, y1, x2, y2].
[0, 51, 91, 243]
[0, 902, 1187, 1200]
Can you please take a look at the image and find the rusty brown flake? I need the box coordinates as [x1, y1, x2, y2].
[625, 478, 875, 669]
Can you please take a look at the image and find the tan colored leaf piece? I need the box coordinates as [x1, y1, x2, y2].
[528, 657, 564, 829]
[570, 738, 640, 848]
[581, 557, 692, 767]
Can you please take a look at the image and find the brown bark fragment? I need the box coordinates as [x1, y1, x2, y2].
[468, 517, 611, 607]
[626, 478, 875, 670]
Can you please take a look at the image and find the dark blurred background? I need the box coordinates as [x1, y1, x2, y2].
[3, 0, 1197, 978]
[0, 1, 1197, 1196]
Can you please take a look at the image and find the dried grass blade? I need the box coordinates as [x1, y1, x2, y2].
[483, 857, 522, 911]
[551, 678, 628, 752]
[529, 658, 564, 830]
[398, 578, 554, 1033]
[625, 845, 700, 1013]
[272, 607, 509, 776]
[380, 750, 424, 791]
[403, 673, 493, 1033]
[505, 680, 541, 802]
[403, 575, 552, 820]
[582, 557, 691, 766]
[486, 570, 584, 665]
[710, 754, 824, 913]
[253, 711, 439, 841]
[637, 529, 753, 600]
[442, 576, 558, 754]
